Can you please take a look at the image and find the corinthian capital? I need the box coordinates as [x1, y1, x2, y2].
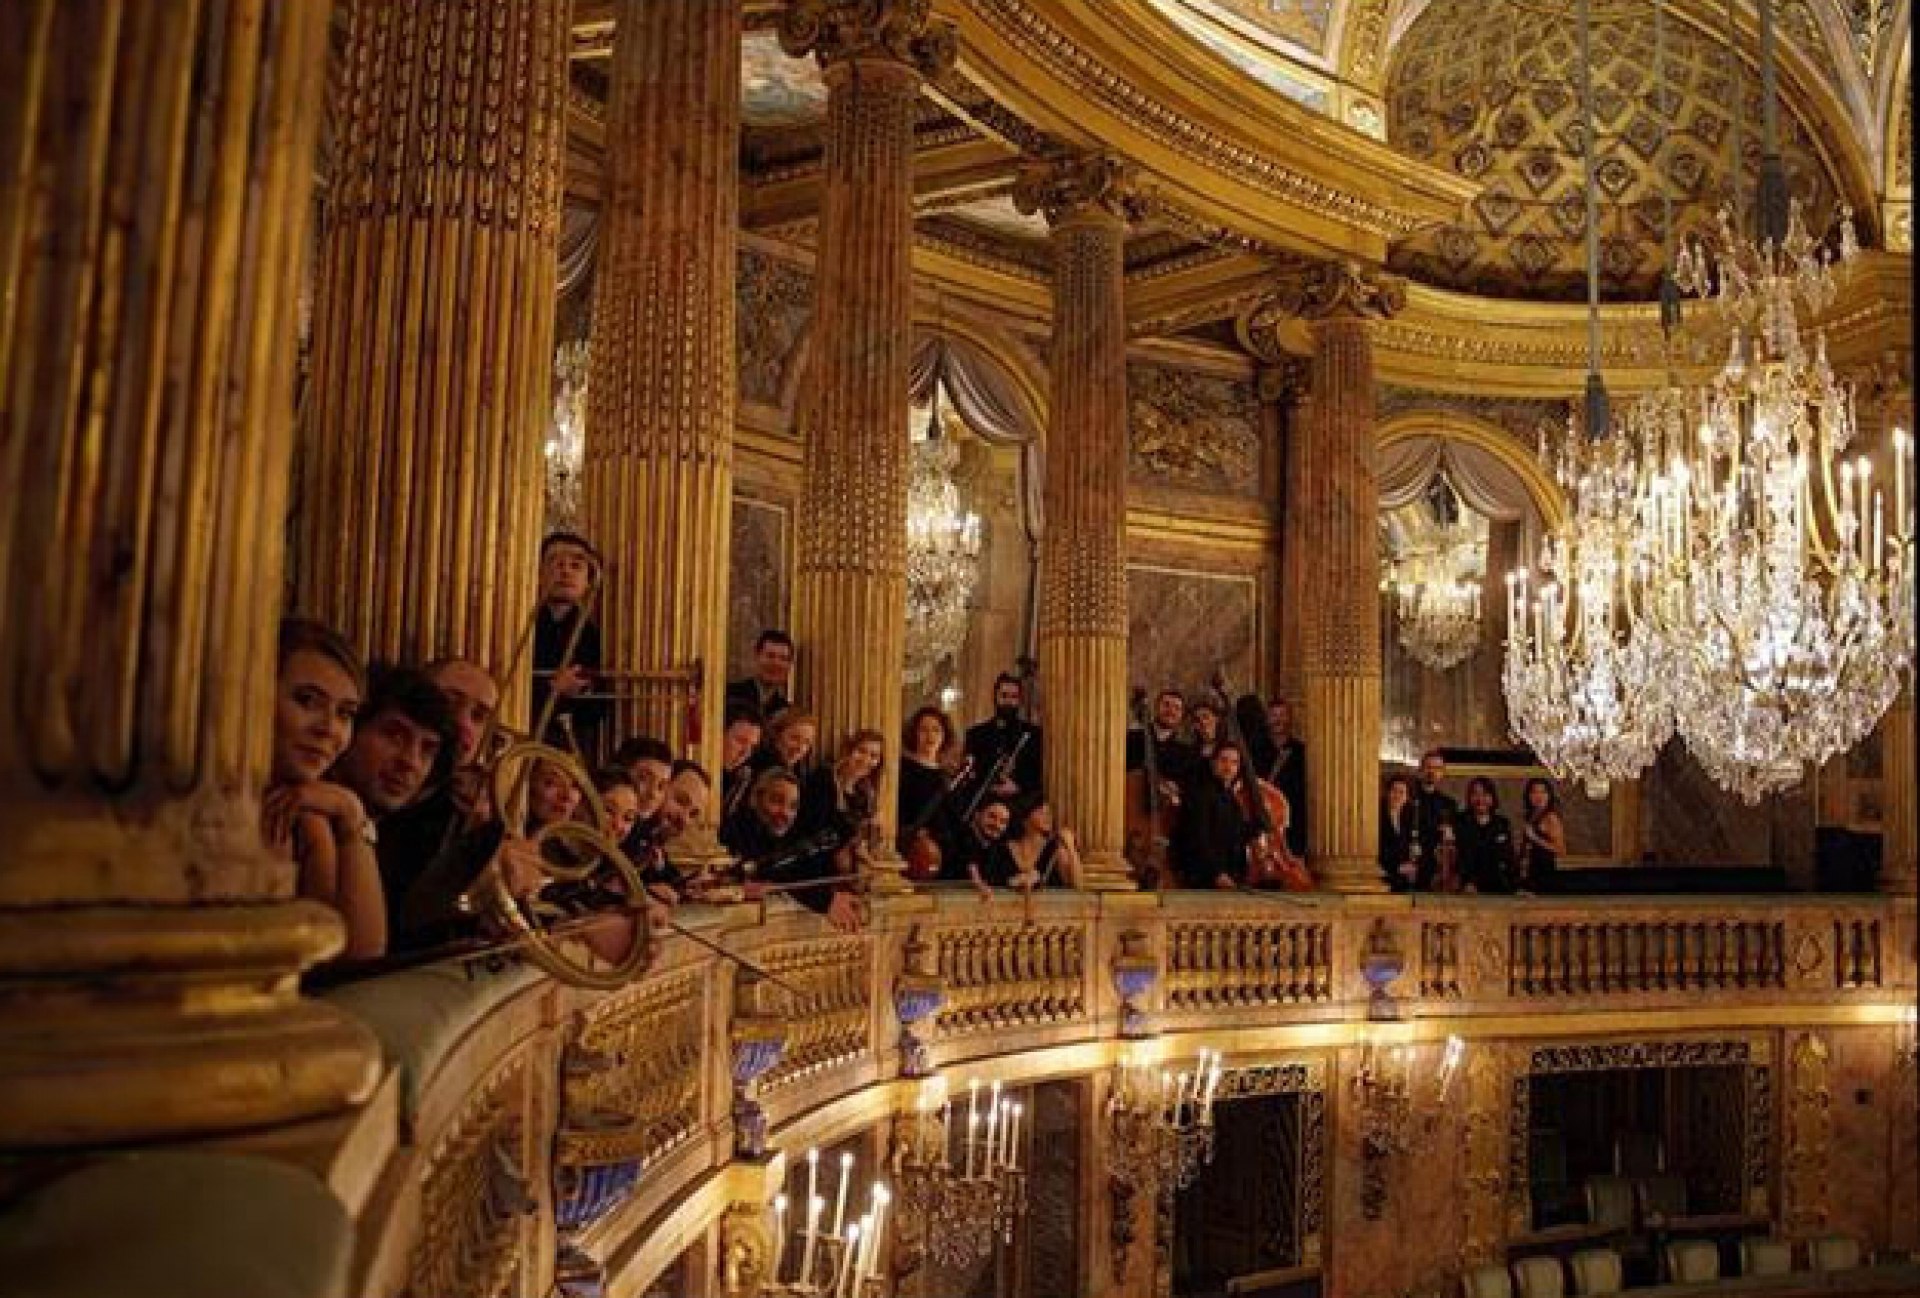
[778, 0, 957, 79]
[1012, 152, 1151, 229]
[1268, 259, 1406, 323]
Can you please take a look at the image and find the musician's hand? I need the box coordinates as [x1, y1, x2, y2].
[267, 782, 371, 843]
[552, 663, 590, 698]
[742, 881, 767, 901]
[1058, 828, 1077, 851]
[497, 837, 548, 899]
[1012, 870, 1040, 893]
[1397, 861, 1417, 882]
[826, 890, 863, 934]
[1157, 780, 1182, 805]
[646, 883, 679, 906]
[1214, 872, 1237, 890]
[450, 766, 493, 828]
[973, 880, 994, 904]
[646, 900, 673, 930]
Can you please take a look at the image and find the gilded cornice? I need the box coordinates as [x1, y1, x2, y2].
[935, 0, 1479, 260]
[743, 133, 1013, 229]
[779, 0, 958, 78]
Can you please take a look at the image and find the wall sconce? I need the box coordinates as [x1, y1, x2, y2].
[1353, 1033, 1467, 1221]
[890, 1074, 1026, 1275]
[1106, 1048, 1222, 1282]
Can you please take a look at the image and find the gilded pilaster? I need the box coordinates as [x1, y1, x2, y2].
[0, 0, 378, 1145]
[782, 0, 955, 878]
[1014, 154, 1146, 891]
[296, 0, 570, 694]
[1270, 262, 1405, 894]
[1267, 360, 1312, 709]
[583, 0, 741, 771]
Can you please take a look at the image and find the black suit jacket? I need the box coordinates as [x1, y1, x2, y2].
[725, 677, 790, 721]
[962, 717, 1044, 801]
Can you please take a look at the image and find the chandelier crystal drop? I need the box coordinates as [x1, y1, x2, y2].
[1386, 538, 1485, 673]
[904, 398, 983, 689]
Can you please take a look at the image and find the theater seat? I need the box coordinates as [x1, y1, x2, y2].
[1461, 1263, 1513, 1298]
[1582, 1176, 1634, 1232]
[1569, 1248, 1623, 1295]
[1741, 1238, 1794, 1277]
[1665, 1239, 1720, 1283]
[1511, 1256, 1566, 1298]
[1810, 1235, 1863, 1271]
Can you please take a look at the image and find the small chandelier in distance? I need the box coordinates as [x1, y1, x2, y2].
[1383, 476, 1486, 673]
[904, 385, 984, 690]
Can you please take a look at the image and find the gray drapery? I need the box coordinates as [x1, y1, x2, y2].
[1378, 433, 1543, 559]
[907, 332, 1045, 546]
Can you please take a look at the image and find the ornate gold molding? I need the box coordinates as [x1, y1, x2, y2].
[1262, 259, 1407, 325]
[1782, 1031, 1834, 1238]
[780, 0, 957, 77]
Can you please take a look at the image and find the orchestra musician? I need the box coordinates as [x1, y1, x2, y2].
[986, 797, 1083, 891]
[721, 767, 861, 932]
[718, 705, 764, 824]
[1172, 742, 1263, 890]
[530, 532, 609, 755]
[898, 706, 960, 863]
[963, 673, 1043, 803]
[1411, 749, 1459, 891]
[726, 629, 795, 722]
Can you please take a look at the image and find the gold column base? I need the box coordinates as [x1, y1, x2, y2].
[1311, 855, 1389, 895]
[0, 904, 381, 1149]
[1078, 849, 1137, 892]
[865, 853, 913, 897]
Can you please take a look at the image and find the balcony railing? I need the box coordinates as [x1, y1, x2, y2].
[320, 889, 1915, 1298]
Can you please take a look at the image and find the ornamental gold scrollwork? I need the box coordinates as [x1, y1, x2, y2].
[408, 1054, 538, 1298]
[1782, 1031, 1833, 1238]
[778, 0, 956, 78]
[1265, 260, 1408, 324]
[1011, 152, 1152, 229]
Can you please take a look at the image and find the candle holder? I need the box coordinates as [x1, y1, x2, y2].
[748, 1149, 893, 1298]
[1106, 1049, 1223, 1283]
[890, 1076, 1028, 1273]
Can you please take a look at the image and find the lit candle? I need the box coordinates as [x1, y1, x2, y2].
[864, 1184, 891, 1281]
[1007, 1102, 1023, 1170]
[967, 1077, 979, 1130]
[966, 1111, 979, 1178]
[832, 1151, 853, 1237]
[800, 1193, 823, 1289]
[984, 1084, 1001, 1165]
[1894, 429, 1910, 537]
[772, 1193, 788, 1283]
[852, 1213, 873, 1295]
[1873, 490, 1885, 573]
[807, 1147, 820, 1217]
[1204, 1059, 1222, 1111]
[999, 1098, 1015, 1167]
[834, 1223, 860, 1298]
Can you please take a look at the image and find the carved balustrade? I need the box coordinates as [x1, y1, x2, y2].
[326, 890, 1913, 1298]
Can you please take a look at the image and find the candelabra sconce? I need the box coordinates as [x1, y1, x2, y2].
[893, 926, 945, 1079]
[744, 1149, 893, 1298]
[1352, 1033, 1466, 1221]
[890, 1075, 1027, 1275]
[1360, 918, 1406, 1022]
[1111, 928, 1158, 1039]
[1106, 1049, 1223, 1281]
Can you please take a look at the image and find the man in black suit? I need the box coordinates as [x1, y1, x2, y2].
[725, 629, 794, 722]
[530, 531, 607, 756]
[963, 672, 1044, 804]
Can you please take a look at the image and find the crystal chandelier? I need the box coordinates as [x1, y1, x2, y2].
[545, 339, 590, 533]
[1384, 478, 1485, 673]
[1502, 0, 1678, 797]
[1652, 0, 1914, 801]
[762, 1148, 892, 1297]
[905, 386, 983, 689]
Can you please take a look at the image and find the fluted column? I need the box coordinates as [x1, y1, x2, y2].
[1014, 154, 1145, 890]
[0, 0, 378, 1146]
[583, 0, 740, 772]
[296, 0, 570, 693]
[1269, 360, 1312, 708]
[1273, 263, 1406, 893]
[781, 1, 954, 877]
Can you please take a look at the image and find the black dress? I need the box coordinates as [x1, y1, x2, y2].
[1454, 812, 1517, 894]
[1378, 803, 1419, 892]
[1172, 775, 1257, 889]
[896, 759, 952, 853]
[1523, 812, 1560, 893]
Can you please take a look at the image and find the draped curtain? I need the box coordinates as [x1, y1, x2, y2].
[1378, 434, 1543, 559]
[907, 332, 1044, 545]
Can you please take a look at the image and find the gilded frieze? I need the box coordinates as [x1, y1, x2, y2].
[1127, 362, 1261, 494]
[1376, 385, 1566, 448]
[1782, 1031, 1835, 1237]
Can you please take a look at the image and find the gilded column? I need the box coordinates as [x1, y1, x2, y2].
[1269, 360, 1312, 709]
[780, 0, 955, 873]
[296, 0, 570, 689]
[582, 0, 741, 770]
[1014, 154, 1145, 891]
[1272, 262, 1405, 894]
[0, 0, 377, 1145]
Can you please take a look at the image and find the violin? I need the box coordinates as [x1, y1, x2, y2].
[901, 756, 973, 883]
[1210, 670, 1313, 892]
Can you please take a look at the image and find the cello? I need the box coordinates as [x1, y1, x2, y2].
[1209, 670, 1312, 891]
[900, 756, 973, 883]
[1123, 688, 1177, 890]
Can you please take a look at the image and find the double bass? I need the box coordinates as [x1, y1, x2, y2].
[1209, 671, 1312, 891]
[1123, 688, 1177, 890]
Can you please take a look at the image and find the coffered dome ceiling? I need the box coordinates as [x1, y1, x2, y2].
[1386, 0, 1849, 301]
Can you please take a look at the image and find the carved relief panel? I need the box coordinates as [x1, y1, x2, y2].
[1127, 362, 1262, 497]
[1126, 565, 1260, 702]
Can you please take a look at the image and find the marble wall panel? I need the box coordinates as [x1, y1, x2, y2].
[1823, 1027, 1905, 1251]
[1127, 565, 1259, 705]
[728, 495, 791, 684]
[1640, 744, 1778, 866]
